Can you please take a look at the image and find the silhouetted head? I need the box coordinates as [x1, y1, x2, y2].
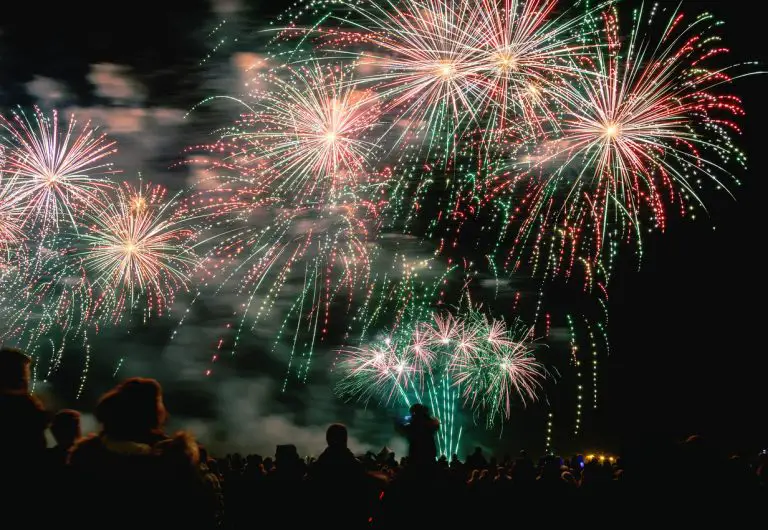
[474, 446, 483, 455]
[409, 403, 429, 418]
[326, 423, 348, 449]
[275, 444, 300, 464]
[96, 377, 167, 440]
[51, 409, 81, 447]
[0, 346, 32, 392]
[247, 454, 263, 467]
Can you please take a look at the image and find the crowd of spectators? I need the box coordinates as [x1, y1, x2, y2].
[1, 347, 765, 528]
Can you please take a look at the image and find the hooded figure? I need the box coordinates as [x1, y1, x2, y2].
[68, 378, 215, 529]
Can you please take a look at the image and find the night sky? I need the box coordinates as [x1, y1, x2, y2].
[1, 0, 766, 459]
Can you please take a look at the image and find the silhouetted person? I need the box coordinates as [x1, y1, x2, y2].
[384, 405, 446, 528]
[0, 347, 48, 479]
[511, 449, 536, 486]
[311, 423, 365, 482]
[536, 454, 570, 500]
[396, 403, 439, 469]
[68, 377, 215, 529]
[271, 444, 306, 482]
[48, 409, 81, 469]
[376, 445, 392, 464]
[245, 454, 265, 479]
[385, 451, 398, 470]
[467, 446, 487, 470]
[43, 410, 81, 524]
[308, 424, 373, 528]
[198, 446, 224, 528]
[261, 445, 307, 527]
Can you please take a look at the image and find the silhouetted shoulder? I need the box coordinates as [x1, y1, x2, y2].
[68, 434, 110, 467]
[0, 393, 48, 450]
[0, 392, 46, 415]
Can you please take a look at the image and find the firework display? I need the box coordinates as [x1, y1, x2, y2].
[0, 111, 202, 384]
[176, 0, 750, 448]
[336, 306, 545, 455]
[0, 0, 753, 451]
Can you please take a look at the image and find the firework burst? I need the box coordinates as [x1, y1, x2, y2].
[0, 107, 117, 232]
[450, 313, 543, 426]
[228, 63, 381, 204]
[337, 306, 544, 442]
[468, 0, 595, 137]
[350, 0, 484, 147]
[78, 181, 199, 321]
[336, 340, 417, 404]
[513, 6, 747, 268]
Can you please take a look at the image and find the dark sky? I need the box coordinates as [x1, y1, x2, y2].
[1, 0, 766, 458]
[607, 1, 768, 458]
